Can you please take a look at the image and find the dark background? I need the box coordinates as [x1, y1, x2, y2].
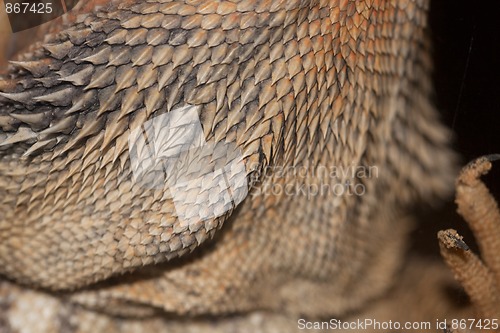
[413, 0, 500, 257]
[430, 0, 500, 189]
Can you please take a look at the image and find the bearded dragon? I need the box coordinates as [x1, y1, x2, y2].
[0, 0, 460, 332]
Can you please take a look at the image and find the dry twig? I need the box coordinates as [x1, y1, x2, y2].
[439, 155, 500, 323]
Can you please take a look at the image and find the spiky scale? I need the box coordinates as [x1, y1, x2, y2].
[114, 66, 138, 93]
[144, 86, 165, 118]
[0, 127, 37, 146]
[206, 64, 228, 85]
[100, 113, 128, 153]
[66, 116, 106, 153]
[254, 60, 271, 85]
[111, 130, 130, 166]
[157, 63, 177, 90]
[192, 45, 211, 66]
[80, 46, 112, 65]
[261, 133, 273, 162]
[186, 82, 216, 105]
[226, 79, 241, 109]
[121, 15, 143, 29]
[125, 28, 149, 46]
[239, 58, 255, 84]
[258, 84, 275, 110]
[186, 29, 208, 48]
[141, 13, 165, 29]
[151, 45, 174, 68]
[39, 116, 77, 136]
[180, 14, 203, 30]
[131, 45, 154, 67]
[169, 30, 188, 46]
[0, 90, 40, 105]
[97, 86, 122, 116]
[81, 131, 104, 163]
[271, 59, 286, 85]
[119, 87, 144, 120]
[147, 28, 170, 46]
[196, 61, 213, 86]
[165, 80, 183, 111]
[171, 45, 193, 69]
[9, 60, 51, 77]
[43, 40, 74, 60]
[238, 44, 254, 64]
[66, 90, 97, 115]
[218, 13, 237, 31]
[240, 79, 259, 108]
[104, 29, 128, 45]
[137, 64, 157, 91]
[85, 66, 116, 90]
[22, 139, 57, 157]
[107, 46, 132, 67]
[159, 14, 181, 30]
